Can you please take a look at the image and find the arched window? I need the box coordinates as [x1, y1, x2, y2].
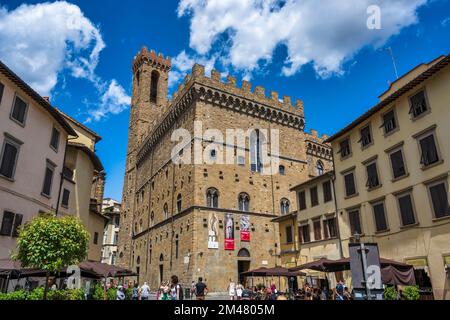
[177, 194, 182, 213]
[279, 165, 286, 176]
[150, 70, 159, 103]
[163, 203, 168, 219]
[280, 198, 290, 215]
[150, 211, 154, 226]
[206, 188, 219, 208]
[238, 193, 250, 211]
[136, 256, 141, 265]
[250, 129, 265, 173]
[238, 248, 251, 258]
[317, 161, 324, 176]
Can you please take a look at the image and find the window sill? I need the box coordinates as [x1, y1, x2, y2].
[411, 109, 431, 122]
[374, 229, 390, 235]
[400, 222, 419, 230]
[345, 193, 359, 200]
[0, 174, 15, 182]
[9, 116, 26, 128]
[367, 184, 382, 192]
[361, 142, 374, 151]
[340, 154, 353, 161]
[41, 192, 51, 199]
[421, 160, 444, 171]
[432, 215, 450, 223]
[383, 127, 399, 138]
[61, 205, 69, 209]
[391, 173, 410, 183]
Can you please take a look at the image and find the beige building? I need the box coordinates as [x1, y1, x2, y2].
[58, 112, 107, 262]
[326, 54, 450, 300]
[0, 60, 76, 261]
[117, 47, 332, 291]
[101, 198, 121, 265]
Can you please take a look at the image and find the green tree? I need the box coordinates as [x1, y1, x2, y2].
[12, 214, 90, 300]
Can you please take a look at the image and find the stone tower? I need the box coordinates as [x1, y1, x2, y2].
[117, 47, 171, 268]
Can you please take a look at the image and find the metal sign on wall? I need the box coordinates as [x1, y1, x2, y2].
[349, 243, 383, 300]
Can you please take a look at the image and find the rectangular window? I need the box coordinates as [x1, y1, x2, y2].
[323, 181, 332, 203]
[382, 110, 397, 134]
[348, 210, 362, 235]
[12, 214, 23, 237]
[398, 193, 416, 226]
[390, 149, 407, 179]
[419, 134, 440, 167]
[409, 90, 428, 118]
[429, 182, 450, 219]
[50, 127, 60, 152]
[175, 240, 179, 259]
[359, 125, 372, 147]
[0, 138, 20, 179]
[372, 202, 388, 232]
[298, 191, 306, 211]
[42, 161, 56, 197]
[338, 138, 351, 158]
[93, 232, 99, 245]
[285, 225, 293, 244]
[0, 211, 14, 236]
[10, 95, 28, 125]
[61, 189, 70, 208]
[366, 162, 380, 189]
[313, 220, 322, 241]
[114, 231, 119, 245]
[310, 186, 319, 207]
[344, 172, 356, 197]
[0, 82, 4, 105]
[299, 225, 310, 244]
[324, 217, 337, 239]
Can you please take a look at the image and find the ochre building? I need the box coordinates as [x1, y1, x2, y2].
[116, 47, 332, 292]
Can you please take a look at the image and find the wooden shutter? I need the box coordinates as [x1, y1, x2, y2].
[398, 195, 416, 226]
[42, 166, 54, 196]
[345, 173, 356, 196]
[0, 142, 18, 178]
[12, 97, 27, 123]
[0, 211, 14, 236]
[420, 135, 439, 166]
[299, 191, 306, 210]
[0, 82, 4, 104]
[429, 183, 449, 219]
[390, 150, 406, 178]
[12, 214, 23, 237]
[323, 181, 332, 202]
[373, 203, 387, 232]
[285, 226, 293, 243]
[310, 186, 318, 207]
[313, 220, 322, 241]
[349, 210, 361, 235]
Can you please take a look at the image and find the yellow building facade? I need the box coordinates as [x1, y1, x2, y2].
[326, 54, 450, 300]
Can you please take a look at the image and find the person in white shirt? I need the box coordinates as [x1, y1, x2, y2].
[140, 282, 150, 300]
[236, 283, 244, 300]
[228, 279, 236, 300]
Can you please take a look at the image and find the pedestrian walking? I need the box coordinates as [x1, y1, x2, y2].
[227, 279, 236, 300]
[116, 285, 125, 300]
[131, 283, 139, 300]
[171, 275, 183, 300]
[190, 281, 196, 300]
[194, 277, 208, 300]
[160, 281, 171, 300]
[141, 282, 150, 300]
[236, 283, 244, 300]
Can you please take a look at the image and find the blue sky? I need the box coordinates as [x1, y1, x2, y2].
[0, 0, 449, 201]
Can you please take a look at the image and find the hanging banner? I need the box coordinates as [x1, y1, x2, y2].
[224, 213, 235, 250]
[240, 215, 250, 242]
[208, 213, 219, 249]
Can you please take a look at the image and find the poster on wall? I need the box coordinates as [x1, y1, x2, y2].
[240, 215, 250, 242]
[224, 213, 235, 250]
[208, 213, 219, 249]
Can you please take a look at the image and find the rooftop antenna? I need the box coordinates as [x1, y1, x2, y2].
[386, 47, 399, 80]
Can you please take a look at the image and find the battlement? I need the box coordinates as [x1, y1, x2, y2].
[306, 129, 330, 145]
[132, 46, 172, 73]
[169, 63, 305, 117]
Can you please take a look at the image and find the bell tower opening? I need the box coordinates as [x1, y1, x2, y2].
[150, 70, 159, 103]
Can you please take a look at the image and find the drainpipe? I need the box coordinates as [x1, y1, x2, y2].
[55, 136, 77, 217]
[330, 155, 344, 259]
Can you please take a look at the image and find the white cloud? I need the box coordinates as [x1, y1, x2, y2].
[442, 17, 450, 27]
[178, 0, 427, 78]
[0, 1, 130, 121]
[85, 79, 131, 123]
[170, 50, 217, 88]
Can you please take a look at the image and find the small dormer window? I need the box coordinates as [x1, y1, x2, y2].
[409, 90, 428, 118]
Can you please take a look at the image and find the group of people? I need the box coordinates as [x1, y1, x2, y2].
[300, 281, 353, 300]
[227, 281, 287, 300]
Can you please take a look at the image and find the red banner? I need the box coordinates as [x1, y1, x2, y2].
[224, 213, 235, 250]
[240, 215, 250, 242]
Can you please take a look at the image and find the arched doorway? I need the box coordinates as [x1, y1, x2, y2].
[237, 249, 251, 285]
[159, 254, 164, 283]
